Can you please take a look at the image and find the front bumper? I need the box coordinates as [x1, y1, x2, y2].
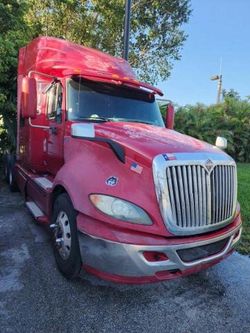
[78, 221, 242, 284]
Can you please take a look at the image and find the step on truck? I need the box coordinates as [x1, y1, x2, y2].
[5, 37, 242, 283]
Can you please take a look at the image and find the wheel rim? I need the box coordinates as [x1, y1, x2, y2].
[54, 211, 72, 260]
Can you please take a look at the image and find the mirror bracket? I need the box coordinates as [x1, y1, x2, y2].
[28, 117, 50, 129]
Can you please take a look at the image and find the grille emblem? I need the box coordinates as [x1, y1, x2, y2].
[204, 159, 214, 173]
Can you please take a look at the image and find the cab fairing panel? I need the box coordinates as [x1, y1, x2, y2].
[53, 137, 168, 237]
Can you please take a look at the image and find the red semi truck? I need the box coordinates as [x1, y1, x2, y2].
[5, 37, 242, 283]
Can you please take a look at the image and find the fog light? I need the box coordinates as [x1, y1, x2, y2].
[143, 251, 168, 262]
[233, 230, 240, 239]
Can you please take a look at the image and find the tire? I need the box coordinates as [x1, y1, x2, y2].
[50, 193, 82, 279]
[3, 154, 9, 182]
[7, 154, 18, 192]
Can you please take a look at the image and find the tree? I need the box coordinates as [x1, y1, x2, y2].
[24, 0, 191, 84]
[174, 96, 250, 163]
[0, 0, 191, 153]
[0, 0, 31, 152]
[129, 0, 191, 83]
[222, 88, 241, 101]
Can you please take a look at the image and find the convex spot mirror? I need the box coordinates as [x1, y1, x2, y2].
[71, 123, 95, 138]
[215, 136, 227, 150]
[157, 99, 175, 129]
[21, 77, 37, 119]
[165, 103, 175, 129]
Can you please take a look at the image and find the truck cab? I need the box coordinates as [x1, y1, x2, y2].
[9, 37, 242, 283]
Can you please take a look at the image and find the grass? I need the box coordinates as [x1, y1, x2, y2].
[237, 163, 250, 255]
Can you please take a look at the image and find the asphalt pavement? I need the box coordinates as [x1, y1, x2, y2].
[0, 182, 250, 333]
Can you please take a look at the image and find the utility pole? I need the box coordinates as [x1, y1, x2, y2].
[217, 74, 222, 104]
[211, 74, 223, 104]
[211, 58, 223, 104]
[123, 0, 132, 60]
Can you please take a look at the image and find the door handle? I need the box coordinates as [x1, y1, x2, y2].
[50, 126, 58, 135]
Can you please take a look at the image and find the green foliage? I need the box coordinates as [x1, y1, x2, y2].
[222, 88, 240, 101]
[173, 96, 250, 163]
[0, 1, 32, 152]
[0, 0, 191, 152]
[24, 0, 191, 84]
[129, 0, 191, 83]
[237, 163, 250, 255]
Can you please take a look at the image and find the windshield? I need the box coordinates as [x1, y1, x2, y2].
[67, 77, 165, 127]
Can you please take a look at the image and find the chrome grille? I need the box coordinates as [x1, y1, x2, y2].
[166, 164, 236, 230]
[211, 165, 235, 224]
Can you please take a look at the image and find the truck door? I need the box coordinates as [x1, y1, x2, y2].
[46, 82, 64, 175]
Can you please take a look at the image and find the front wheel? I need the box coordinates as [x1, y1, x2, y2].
[50, 193, 82, 279]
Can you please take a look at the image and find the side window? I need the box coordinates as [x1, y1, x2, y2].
[47, 83, 63, 121]
[37, 81, 48, 115]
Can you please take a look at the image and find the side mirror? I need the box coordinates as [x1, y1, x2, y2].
[215, 136, 227, 150]
[165, 103, 175, 129]
[21, 77, 37, 119]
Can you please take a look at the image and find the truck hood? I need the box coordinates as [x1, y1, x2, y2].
[95, 122, 224, 162]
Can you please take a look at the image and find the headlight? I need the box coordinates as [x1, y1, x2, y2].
[89, 194, 152, 225]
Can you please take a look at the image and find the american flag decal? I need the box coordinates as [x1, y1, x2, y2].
[130, 162, 143, 174]
[163, 153, 176, 161]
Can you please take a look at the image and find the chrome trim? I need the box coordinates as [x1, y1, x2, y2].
[78, 225, 242, 277]
[232, 226, 242, 246]
[26, 201, 44, 218]
[34, 177, 53, 190]
[152, 152, 237, 236]
[28, 117, 50, 129]
[28, 70, 56, 79]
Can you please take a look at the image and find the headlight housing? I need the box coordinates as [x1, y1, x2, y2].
[89, 194, 152, 225]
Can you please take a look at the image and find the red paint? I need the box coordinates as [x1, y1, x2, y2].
[18, 36, 163, 95]
[166, 103, 175, 129]
[14, 37, 242, 283]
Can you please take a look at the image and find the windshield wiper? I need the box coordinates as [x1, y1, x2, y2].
[77, 117, 155, 125]
[127, 120, 155, 125]
[77, 116, 112, 122]
[111, 118, 155, 125]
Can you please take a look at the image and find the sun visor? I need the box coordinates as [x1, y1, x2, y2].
[68, 73, 164, 96]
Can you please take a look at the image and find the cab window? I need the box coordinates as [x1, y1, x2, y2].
[47, 83, 63, 121]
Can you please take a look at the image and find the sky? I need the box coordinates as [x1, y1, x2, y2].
[158, 0, 250, 106]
